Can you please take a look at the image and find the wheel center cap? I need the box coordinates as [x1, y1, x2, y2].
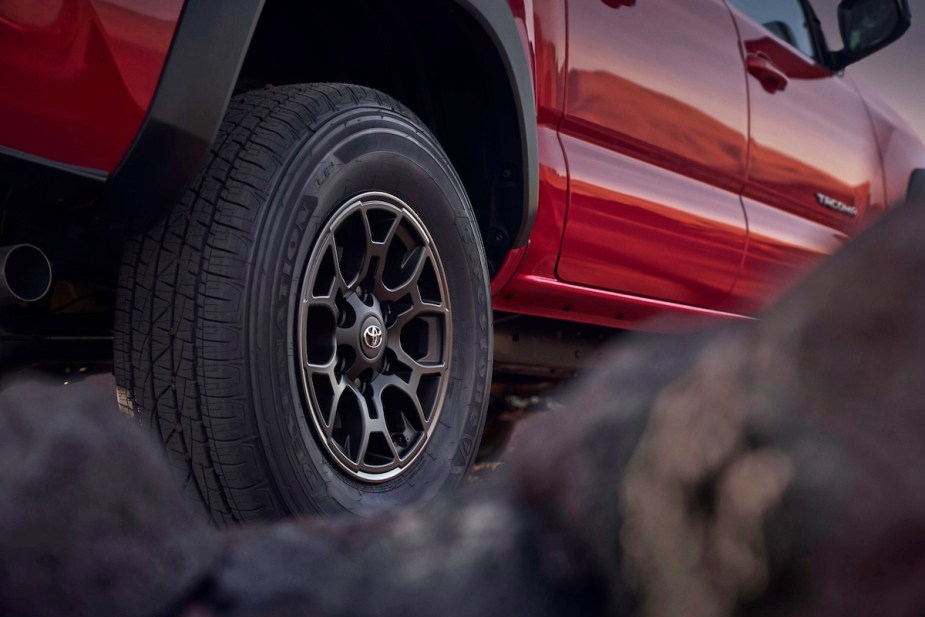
[360, 316, 385, 358]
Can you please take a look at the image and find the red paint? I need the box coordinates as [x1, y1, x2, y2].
[499, 0, 752, 322]
[493, 274, 751, 332]
[553, 0, 750, 307]
[722, 8, 886, 311]
[719, 197, 848, 315]
[0, 0, 184, 171]
[732, 15, 878, 237]
[556, 136, 748, 307]
[496, 0, 925, 330]
[859, 88, 925, 210]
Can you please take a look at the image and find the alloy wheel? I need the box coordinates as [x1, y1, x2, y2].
[297, 192, 452, 482]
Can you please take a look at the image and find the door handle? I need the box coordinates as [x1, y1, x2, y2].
[747, 52, 789, 93]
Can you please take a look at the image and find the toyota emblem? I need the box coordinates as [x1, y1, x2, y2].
[363, 324, 383, 350]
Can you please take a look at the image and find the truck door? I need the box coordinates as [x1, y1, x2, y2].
[556, 0, 749, 308]
[722, 0, 884, 313]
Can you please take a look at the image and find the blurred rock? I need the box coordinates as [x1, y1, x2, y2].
[514, 190, 925, 617]
[0, 377, 218, 617]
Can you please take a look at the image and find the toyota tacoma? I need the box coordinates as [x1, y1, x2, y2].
[0, 0, 923, 521]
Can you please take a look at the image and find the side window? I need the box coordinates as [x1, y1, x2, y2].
[728, 0, 817, 58]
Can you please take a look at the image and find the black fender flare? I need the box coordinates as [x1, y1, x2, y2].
[453, 0, 539, 248]
[109, 0, 538, 248]
[106, 0, 267, 234]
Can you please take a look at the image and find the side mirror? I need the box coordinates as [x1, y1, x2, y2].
[831, 0, 911, 70]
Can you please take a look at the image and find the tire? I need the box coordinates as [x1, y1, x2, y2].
[113, 83, 492, 523]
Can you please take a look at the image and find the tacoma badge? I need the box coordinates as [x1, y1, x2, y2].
[816, 193, 858, 217]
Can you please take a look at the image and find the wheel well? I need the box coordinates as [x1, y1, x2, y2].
[236, 0, 526, 275]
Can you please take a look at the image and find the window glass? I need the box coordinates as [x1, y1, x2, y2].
[729, 0, 817, 58]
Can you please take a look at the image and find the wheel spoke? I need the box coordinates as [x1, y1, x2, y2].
[305, 238, 349, 309]
[322, 378, 348, 437]
[317, 236, 342, 291]
[305, 355, 336, 373]
[369, 385, 403, 461]
[334, 325, 353, 348]
[379, 212, 403, 254]
[355, 426, 370, 468]
[376, 245, 431, 302]
[355, 206, 406, 283]
[340, 379, 373, 465]
[355, 207, 376, 283]
[371, 373, 429, 446]
[329, 238, 351, 292]
[390, 303, 449, 332]
[306, 295, 336, 314]
[408, 392, 428, 433]
[387, 338, 446, 379]
[372, 372, 418, 400]
[302, 369, 349, 438]
[385, 429, 401, 461]
[368, 213, 402, 283]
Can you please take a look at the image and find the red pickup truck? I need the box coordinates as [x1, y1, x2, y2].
[1, 0, 923, 521]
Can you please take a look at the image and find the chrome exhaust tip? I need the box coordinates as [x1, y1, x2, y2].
[0, 244, 53, 305]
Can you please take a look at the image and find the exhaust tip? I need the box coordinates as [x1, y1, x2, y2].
[0, 244, 53, 304]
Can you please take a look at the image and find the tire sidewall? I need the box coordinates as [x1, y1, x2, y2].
[248, 107, 491, 517]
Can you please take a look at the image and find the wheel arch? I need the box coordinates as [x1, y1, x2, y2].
[110, 0, 538, 275]
[451, 0, 539, 251]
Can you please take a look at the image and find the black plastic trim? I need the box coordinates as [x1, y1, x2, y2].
[453, 0, 538, 249]
[105, 0, 266, 234]
[0, 145, 107, 201]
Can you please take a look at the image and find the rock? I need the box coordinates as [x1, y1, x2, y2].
[0, 377, 218, 617]
[513, 191, 925, 617]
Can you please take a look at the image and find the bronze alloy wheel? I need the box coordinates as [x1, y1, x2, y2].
[297, 192, 451, 482]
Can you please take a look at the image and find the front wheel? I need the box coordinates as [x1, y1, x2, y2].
[114, 84, 492, 522]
